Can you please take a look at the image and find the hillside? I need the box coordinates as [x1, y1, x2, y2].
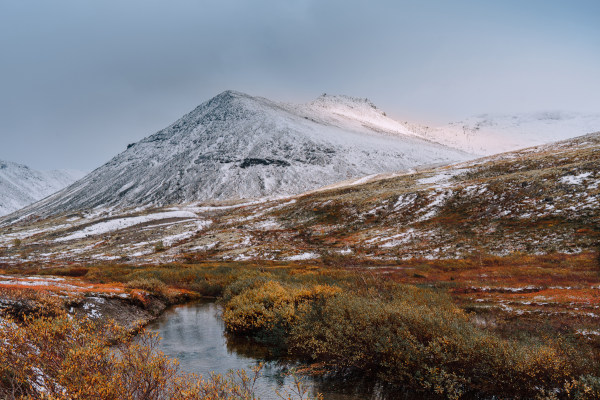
[0, 160, 83, 216]
[1, 131, 597, 264]
[408, 111, 600, 155]
[5, 91, 469, 220]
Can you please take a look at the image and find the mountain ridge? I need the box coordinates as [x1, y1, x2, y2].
[4, 90, 470, 220]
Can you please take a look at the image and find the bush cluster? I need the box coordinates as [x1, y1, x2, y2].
[0, 310, 318, 400]
[222, 280, 340, 347]
[221, 278, 590, 399]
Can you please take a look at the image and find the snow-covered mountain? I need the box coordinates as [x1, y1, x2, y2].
[9, 90, 470, 218]
[0, 160, 84, 216]
[407, 111, 600, 155]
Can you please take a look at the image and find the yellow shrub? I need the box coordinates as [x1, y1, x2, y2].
[222, 280, 340, 336]
[0, 313, 319, 399]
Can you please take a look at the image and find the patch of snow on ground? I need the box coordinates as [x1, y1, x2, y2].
[349, 174, 379, 186]
[417, 190, 453, 221]
[285, 252, 320, 261]
[0, 224, 72, 245]
[252, 219, 282, 230]
[55, 211, 199, 242]
[82, 301, 102, 319]
[90, 254, 121, 261]
[561, 172, 592, 185]
[417, 168, 466, 187]
[161, 232, 195, 246]
[577, 329, 600, 336]
[394, 193, 417, 210]
[189, 242, 219, 252]
[130, 250, 152, 257]
[379, 229, 416, 248]
[0, 275, 79, 289]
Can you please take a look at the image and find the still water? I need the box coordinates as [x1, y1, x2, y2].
[146, 301, 426, 400]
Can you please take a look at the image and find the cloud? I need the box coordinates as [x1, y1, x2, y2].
[0, 0, 598, 170]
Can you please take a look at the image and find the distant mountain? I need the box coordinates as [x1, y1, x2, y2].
[10, 90, 470, 218]
[0, 160, 84, 216]
[406, 111, 600, 155]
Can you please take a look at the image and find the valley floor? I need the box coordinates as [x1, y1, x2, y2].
[1, 252, 599, 399]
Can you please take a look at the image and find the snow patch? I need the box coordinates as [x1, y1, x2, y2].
[285, 252, 320, 261]
[55, 211, 199, 242]
[561, 172, 592, 185]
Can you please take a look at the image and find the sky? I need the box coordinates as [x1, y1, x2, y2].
[0, 0, 599, 171]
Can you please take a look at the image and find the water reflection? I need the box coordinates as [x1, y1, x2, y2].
[146, 301, 431, 400]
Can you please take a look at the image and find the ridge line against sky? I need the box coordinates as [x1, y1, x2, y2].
[0, 0, 599, 171]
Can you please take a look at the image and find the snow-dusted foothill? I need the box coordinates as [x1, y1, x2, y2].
[0, 160, 84, 216]
[407, 111, 600, 156]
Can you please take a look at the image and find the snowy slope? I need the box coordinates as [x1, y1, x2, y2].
[289, 94, 422, 138]
[0, 160, 84, 216]
[1, 132, 597, 263]
[407, 112, 600, 155]
[10, 90, 471, 218]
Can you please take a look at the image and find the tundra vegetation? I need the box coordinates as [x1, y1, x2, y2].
[1, 255, 599, 399]
[0, 134, 598, 398]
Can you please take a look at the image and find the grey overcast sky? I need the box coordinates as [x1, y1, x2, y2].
[0, 0, 599, 171]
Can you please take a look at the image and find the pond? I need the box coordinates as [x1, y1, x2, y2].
[147, 301, 429, 400]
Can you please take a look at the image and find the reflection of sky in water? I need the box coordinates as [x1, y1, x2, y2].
[146, 301, 320, 399]
[147, 301, 428, 400]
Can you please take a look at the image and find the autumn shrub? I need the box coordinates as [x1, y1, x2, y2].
[0, 312, 318, 400]
[222, 278, 584, 399]
[126, 277, 166, 294]
[0, 287, 65, 321]
[53, 266, 89, 277]
[83, 262, 239, 298]
[222, 280, 340, 346]
[220, 271, 274, 302]
[565, 375, 600, 399]
[293, 288, 581, 398]
[319, 250, 361, 267]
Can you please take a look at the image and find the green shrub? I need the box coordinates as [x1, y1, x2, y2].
[154, 241, 165, 252]
[126, 277, 164, 293]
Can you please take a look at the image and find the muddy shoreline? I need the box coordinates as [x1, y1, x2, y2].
[72, 292, 212, 333]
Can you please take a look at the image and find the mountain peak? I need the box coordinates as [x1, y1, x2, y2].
[311, 93, 380, 112]
[5, 90, 468, 217]
[212, 89, 251, 100]
[201, 90, 257, 110]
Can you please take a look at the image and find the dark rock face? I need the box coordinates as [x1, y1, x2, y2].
[239, 158, 291, 168]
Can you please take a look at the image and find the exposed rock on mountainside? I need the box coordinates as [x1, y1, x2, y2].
[6, 91, 469, 219]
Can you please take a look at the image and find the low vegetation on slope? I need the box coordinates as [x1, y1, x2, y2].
[0, 133, 597, 265]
